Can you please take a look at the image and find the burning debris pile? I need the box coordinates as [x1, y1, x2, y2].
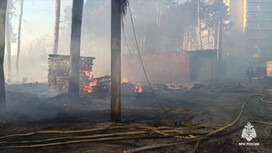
[48, 54, 95, 92]
[48, 54, 144, 97]
[48, 54, 183, 98]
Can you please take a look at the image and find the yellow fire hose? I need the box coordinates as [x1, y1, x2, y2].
[0, 129, 187, 145]
[0, 129, 198, 149]
[260, 97, 272, 104]
[0, 125, 172, 140]
[0, 136, 150, 149]
[254, 120, 272, 126]
[125, 95, 272, 153]
[0, 124, 210, 141]
[189, 95, 272, 153]
[0, 95, 271, 151]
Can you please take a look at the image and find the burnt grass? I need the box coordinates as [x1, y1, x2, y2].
[0, 80, 272, 153]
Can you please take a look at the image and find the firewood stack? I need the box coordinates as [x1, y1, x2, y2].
[48, 54, 95, 92]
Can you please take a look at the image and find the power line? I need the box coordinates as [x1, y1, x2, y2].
[128, 2, 167, 112]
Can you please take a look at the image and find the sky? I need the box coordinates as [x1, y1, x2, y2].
[11, 0, 72, 55]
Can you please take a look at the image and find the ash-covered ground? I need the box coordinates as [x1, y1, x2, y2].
[0, 79, 272, 153]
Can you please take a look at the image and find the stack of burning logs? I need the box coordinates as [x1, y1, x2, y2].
[48, 54, 182, 98]
[48, 54, 95, 92]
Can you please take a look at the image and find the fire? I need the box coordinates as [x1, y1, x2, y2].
[122, 77, 129, 84]
[62, 80, 69, 90]
[84, 71, 94, 80]
[81, 71, 98, 93]
[134, 85, 143, 93]
[82, 79, 98, 93]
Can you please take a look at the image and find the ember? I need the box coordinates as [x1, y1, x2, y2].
[122, 77, 129, 84]
[134, 85, 143, 93]
[81, 79, 98, 93]
[84, 71, 94, 80]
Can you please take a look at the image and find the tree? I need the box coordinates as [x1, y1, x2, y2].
[5, 0, 11, 81]
[201, 0, 229, 58]
[4, 0, 16, 82]
[0, 0, 7, 123]
[60, 0, 198, 55]
[16, 0, 24, 81]
[53, 0, 61, 54]
[68, 0, 84, 102]
[197, 0, 202, 49]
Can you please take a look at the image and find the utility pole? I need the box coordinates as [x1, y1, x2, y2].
[68, 0, 84, 102]
[53, 0, 61, 54]
[111, 0, 122, 122]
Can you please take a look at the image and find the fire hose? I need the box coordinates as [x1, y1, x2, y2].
[126, 94, 272, 153]
[260, 97, 272, 104]
[0, 124, 208, 141]
[0, 95, 271, 151]
[0, 126, 200, 149]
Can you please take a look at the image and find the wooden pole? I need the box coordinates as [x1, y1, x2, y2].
[111, 0, 121, 122]
[68, 0, 84, 102]
[53, 0, 61, 54]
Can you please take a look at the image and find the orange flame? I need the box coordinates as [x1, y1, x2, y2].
[81, 71, 99, 93]
[134, 85, 143, 93]
[84, 71, 94, 80]
[122, 77, 129, 84]
[82, 79, 98, 93]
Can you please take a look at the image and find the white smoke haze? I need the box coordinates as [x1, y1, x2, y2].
[4, 0, 253, 83]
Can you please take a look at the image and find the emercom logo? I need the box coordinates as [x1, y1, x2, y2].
[239, 122, 259, 146]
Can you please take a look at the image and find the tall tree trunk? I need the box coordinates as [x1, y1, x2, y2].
[5, 0, 11, 82]
[68, 0, 83, 102]
[217, 18, 223, 79]
[214, 23, 218, 51]
[53, 0, 61, 54]
[184, 30, 189, 50]
[155, 0, 162, 53]
[0, 0, 7, 123]
[218, 18, 223, 60]
[189, 29, 192, 51]
[142, 23, 147, 54]
[111, 0, 121, 122]
[207, 27, 210, 49]
[16, 0, 24, 82]
[197, 0, 202, 50]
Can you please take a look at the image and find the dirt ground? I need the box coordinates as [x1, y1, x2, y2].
[0, 78, 272, 153]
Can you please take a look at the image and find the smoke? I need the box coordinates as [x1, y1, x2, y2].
[11, 34, 52, 82]
[4, 0, 252, 83]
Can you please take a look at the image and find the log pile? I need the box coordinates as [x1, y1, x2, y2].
[48, 54, 95, 92]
